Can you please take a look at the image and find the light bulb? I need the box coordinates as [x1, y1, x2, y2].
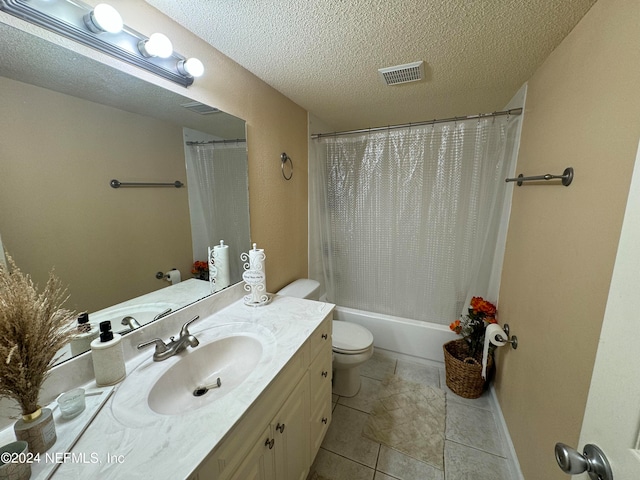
[84, 4, 123, 34]
[178, 58, 205, 78]
[138, 33, 173, 58]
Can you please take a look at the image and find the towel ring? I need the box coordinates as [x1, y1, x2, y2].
[281, 152, 293, 180]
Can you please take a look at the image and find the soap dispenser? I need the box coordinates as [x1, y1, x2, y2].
[70, 312, 99, 356]
[90, 321, 126, 386]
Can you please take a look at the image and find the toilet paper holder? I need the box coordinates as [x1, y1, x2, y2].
[155, 268, 177, 281]
[494, 324, 518, 349]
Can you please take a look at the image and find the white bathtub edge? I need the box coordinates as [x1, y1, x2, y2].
[333, 305, 458, 363]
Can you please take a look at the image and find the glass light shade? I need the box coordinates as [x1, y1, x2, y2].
[139, 33, 173, 58]
[85, 4, 123, 34]
[178, 58, 205, 78]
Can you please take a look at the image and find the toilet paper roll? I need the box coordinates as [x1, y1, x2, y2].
[248, 243, 265, 272]
[165, 269, 181, 285]
[482, 323, 507, 379]
[242, 243, 268, 304]
[212, 240, 230, 292]
[250, 244, 266, 303]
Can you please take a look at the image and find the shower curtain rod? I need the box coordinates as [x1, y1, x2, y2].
[310, 108, 523, 139]
[186, 138, 246, 145]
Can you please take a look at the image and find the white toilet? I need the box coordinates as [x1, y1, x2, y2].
[277, 279, 374, 397]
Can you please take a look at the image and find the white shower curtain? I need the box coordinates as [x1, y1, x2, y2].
[185, 142, 250, 283]
[310, 115, 521, 325]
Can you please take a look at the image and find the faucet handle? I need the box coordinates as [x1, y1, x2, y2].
[153, 308, 172, 321]
[180, 315, 200, 337]
[137, 338, 168, 353]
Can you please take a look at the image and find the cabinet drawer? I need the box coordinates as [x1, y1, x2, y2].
[309, 346, 332, 409]
[310, 393, 332, 462]
[309, 314, 332, 362]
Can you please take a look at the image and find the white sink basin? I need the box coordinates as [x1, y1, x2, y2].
[110, 322, 276, 425]
[148, 335, 262, 415]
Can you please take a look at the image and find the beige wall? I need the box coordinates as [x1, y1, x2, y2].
[496, 1, 640, 478]
[100, 1, 309, 293]
[0, 76, 193, 312]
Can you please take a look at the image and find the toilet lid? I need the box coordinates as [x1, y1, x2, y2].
[332, 321, 373, 354]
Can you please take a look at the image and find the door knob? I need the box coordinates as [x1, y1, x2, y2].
[554, 443, 613, 480]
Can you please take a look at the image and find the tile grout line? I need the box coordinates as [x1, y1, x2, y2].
[316, 352, 513, 479]
[445, 438, 509, 460]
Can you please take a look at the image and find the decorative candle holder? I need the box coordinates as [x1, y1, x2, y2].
[208, 246, 217, 293]
[210, 240, 230, 293]
[241, 243, 270, 306]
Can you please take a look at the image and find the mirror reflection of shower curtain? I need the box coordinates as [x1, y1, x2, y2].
[310, 115, 521, 325]
[185, 142, 249, 284]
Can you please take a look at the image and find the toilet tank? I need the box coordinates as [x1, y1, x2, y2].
[277, 279, 321, 300]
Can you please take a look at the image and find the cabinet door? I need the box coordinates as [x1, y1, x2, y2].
[229, 425, 275, 480]
[273, 372, 310, 480]
[309, 346, 332, 411]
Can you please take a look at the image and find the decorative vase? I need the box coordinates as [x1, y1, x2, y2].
[13, 407, 57, 454]
[443, 339, 493, 399]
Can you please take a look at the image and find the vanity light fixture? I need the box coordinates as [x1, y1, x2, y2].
[0, 0, 204, 87]
[177, 58, 205, 78]
[83, 3, 123, 34]
[138, 32, 173, 58]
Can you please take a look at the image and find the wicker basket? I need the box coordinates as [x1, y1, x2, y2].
[443, 339, 493, 399]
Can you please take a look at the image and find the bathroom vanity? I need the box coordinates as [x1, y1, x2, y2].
[1, 284, 333, 479]
[196, 308, 332, 480]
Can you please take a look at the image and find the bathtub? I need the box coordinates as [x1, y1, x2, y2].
[332, 306, 458, 363]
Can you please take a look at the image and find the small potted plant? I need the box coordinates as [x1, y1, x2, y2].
[0, 254, 77, 453]
[443, 296, 498, 398]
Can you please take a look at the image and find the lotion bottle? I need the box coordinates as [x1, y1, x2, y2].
[90, 321, 126, 386]
[70, 312, 99, 356]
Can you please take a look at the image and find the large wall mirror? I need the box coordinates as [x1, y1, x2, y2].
[0, 21, 251, 365]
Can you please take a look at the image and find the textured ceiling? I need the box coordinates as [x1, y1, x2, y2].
[146, 0, 597, 132]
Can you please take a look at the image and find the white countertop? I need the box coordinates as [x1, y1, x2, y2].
[49, 294, 333, 479]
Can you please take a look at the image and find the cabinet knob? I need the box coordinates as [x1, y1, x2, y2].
[321, 371, 328, 377]
[265, 438, 275, 449]
[321, 333, 328, 340]
[276, 423, 285, 433]
[321, 417, 328, 424]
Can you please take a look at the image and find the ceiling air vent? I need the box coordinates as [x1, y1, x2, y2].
[378, 61, 424, 86]
[180, 101, 221, 115]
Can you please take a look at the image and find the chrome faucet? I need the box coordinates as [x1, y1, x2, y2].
[137, 315, 200, 361]
[121, 316, 142, 330]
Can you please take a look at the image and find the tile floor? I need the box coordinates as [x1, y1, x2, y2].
[308, 350, 518, 480]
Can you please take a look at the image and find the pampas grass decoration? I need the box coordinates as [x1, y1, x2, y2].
[0, 253, 77, 416]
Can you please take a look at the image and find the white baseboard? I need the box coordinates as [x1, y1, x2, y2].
[489, 384, 525, 479]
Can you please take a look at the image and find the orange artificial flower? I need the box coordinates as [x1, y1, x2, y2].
[451, 296, 498, 358]
[449, 319, 462, 334]
[470, 296, 496, 316]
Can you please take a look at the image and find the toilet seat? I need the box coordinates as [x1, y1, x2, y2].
[332, 321, 373, 355]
